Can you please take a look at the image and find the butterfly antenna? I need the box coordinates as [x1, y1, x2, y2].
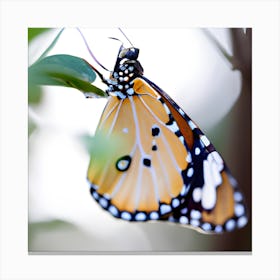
[76, 28, 110, 72]
[108, 36, 124, 47]
[118, 28, 134, 47]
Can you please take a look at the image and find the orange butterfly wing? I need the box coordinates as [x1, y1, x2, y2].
[143, 77, 248, 233]
[87, 78, 195, 220]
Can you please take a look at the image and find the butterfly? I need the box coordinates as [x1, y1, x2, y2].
[86, 41, 248, 234]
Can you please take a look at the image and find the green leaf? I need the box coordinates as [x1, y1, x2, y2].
[64, 77, 107, 97]
[29, 54, 108, 97]
[29, 54, 96, 84]
[28, 28, 50, 43]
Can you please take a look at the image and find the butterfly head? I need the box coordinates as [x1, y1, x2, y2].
[106, 46, 144, 99]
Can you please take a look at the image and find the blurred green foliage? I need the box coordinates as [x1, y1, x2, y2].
[36, 28, 65, 61]
[28, 219, 78, 250]
[82, 131, 127, 168]
[28, 28, 50, 43]
[28, 84, 42, 105]
[28, 118, 37, 137]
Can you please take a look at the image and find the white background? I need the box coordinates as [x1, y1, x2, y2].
[1, 0, 280, 279]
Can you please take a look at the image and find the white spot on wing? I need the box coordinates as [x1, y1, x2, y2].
[201, 159, 217, 209]
[186, 153, 192, 163]
[211, 151, 224, 171]
[215, 225, 223, 233]
[122, 127, 128, 133]
[195, 147, 201, 155]
[190, 210, 201, 219]
[188, 120, 196, 130]
[99, 198, 108, 208]
[202, 223, 212, 231]
[193, 188, 202, 202]
[235, 204, 245, 217]
[228, 174, 238, 187]
[237, 216, 248, 228]
[210, 159, 223, 186]
[108, 205, 118, 216]
[117, 159, 130, 171]
[127, 88, 134, 95]
[234, 192, 243, 202]
[180, 207, 188, 214]
[178, 108, 185, 116]
[121, 212, 132, 220]
[200, 135, 210, 147]
[160, 204, 172, 215]
[192, 187, 202, 202]
[172, 198, 180, 208]
[179, 216, 189, 224]
[93, 192, 99, 200]
[187, 167, 194, 177]
[179, 136, 184, 144]
[135, 212, 146, 221]
[190, 219, 200, 227]
[150, 212, 159, 220]
[180, 185, 188, 196]
[225, 219, 236, 231]
[201, 152, 225, 209]
[167, 121, 179, 133]
[163, 103, 170, 114]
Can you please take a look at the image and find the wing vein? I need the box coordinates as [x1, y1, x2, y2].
[96, 99, 124, 187]
[99, 100, 120, 130]
[155, 149, 173, 197]
[134, 154, 143, 211]
[129, 96, 160, 203]
[107, 99, 123, 136]
[138, 95, 182, 173]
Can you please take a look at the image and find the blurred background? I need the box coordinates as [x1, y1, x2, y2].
[28, 28, 251, 252]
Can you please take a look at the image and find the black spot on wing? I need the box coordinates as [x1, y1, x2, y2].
[152, 145, 158, 151]
[116, 155, 132, 172]
[143, 158, 151, 167]
[151, 126, 160, 137]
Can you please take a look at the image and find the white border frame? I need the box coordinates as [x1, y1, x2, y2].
[1, 0, 279, 279]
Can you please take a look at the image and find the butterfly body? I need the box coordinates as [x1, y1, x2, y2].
[87, 46, 248, 233]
